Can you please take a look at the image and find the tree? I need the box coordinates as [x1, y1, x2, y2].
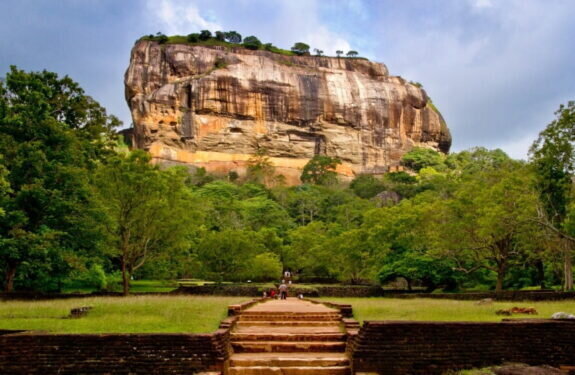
[247, 148, 276, 185]
[224, 31, 242, 43]
[214, 31, 225, 41]
[530, 101, 575, 290]
[350, 174, 386, 199]
[336, 50, 343, 58]
[291, 42, 310, 55]
[194, 229, 265, 282]
[93, 151, 195, 295]
[314, 48, 324, 56]
[187, 33, 200, 43]
[0, 66, 119, 292]
[155, 32, 168, 44]
[242, 36, 262, 50]
[401, 147, 444, 172]
[431, 165, 539, 292]
[300, 155, 342, 185]
[346, 50, 358, 58]
[199, 30, 212, 41]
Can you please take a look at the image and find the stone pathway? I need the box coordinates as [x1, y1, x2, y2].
[228, 298, 351, 375]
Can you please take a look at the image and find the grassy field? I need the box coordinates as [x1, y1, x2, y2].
[321, 297, 575, 322]
[0, 296, 246, 333]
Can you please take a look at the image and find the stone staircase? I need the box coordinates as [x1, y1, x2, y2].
[228, 299, 351, 375]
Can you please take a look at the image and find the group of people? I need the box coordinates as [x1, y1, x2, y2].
[264, 270, 295, 300]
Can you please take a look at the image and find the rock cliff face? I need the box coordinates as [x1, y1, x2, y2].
[125, 40, 451, 184]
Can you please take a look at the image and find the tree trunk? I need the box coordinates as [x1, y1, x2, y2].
[564, 249, 573, 291]
[121, 258, 130, 296]
[495, 263, 506, 293]
[535, 259, 546, 289]
[4, 265, 17, 293]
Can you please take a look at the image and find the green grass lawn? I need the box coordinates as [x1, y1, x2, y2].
[0, 295, 246, 333]
[321, 297, 575, 322]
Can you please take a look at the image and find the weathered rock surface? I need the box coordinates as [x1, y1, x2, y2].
[125, 40, 451, 184]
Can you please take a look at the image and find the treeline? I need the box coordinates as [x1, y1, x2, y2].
[1, 66, 574, 295]
[142, 30, 360, 58]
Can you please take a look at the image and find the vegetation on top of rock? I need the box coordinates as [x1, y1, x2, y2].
[139, 30, 366, 59]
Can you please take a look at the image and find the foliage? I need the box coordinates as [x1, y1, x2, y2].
[246, 148, 275, 185]
[350, 174, 386, 199]
[530, 101, 575, 290]
[0, 66, 119, 292]
[199, 30, 212, 41]
[291, 42, 310, 55]
[401, 147, 444, 172]
[92, 151, 198, 294]
[346, 50, 359, 57]
[242, 35, 262, 50]
[300, 155, 341, 185]
[224, 31, 242, 43]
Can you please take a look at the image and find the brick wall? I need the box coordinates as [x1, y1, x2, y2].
[0, 329, 230, 374]
[351, 320, 575, 375]
[384, 290, 575, 301]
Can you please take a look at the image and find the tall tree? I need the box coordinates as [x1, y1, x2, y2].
[530, 101, 575, 290]
[93, 151, 195, 295]
[431, 164, 539, 292]
[300, 155, 341, 185]
[0, 66, 118, 292]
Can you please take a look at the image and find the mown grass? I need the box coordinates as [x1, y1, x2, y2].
[321, 297, 575, 322]
[0, 296, 246, 333]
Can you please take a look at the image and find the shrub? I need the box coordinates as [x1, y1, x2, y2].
[199, 30, 212, 41]
[155, 32, 168, 44]
[225, 31, 242, 44]
[214, 31, 225, 41]
[401, 147, 444, 172]
[291, 42, 310, 55]
[243, 35, 262, 50]
[187, 33, 200, 43]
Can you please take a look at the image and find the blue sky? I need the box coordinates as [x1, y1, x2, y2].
[1, 0, 574, 159]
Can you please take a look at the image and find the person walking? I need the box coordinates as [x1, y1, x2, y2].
[279, 282, 288, 300]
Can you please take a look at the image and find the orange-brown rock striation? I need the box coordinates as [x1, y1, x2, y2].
[125, 40, 451, 184]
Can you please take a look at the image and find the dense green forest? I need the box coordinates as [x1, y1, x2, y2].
[1, 66, 574, 295]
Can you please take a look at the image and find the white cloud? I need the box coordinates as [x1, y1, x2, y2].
[145, 0, 222, 35]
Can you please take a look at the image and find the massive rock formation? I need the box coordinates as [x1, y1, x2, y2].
[125, 40, 451, 184]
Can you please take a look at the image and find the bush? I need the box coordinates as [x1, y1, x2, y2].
[247, 253, 283, 282]
[225, 31, 242, 44]
[401, 147, 444, 172]
[187, 33, 199, 43]
[214, 31, 225, 41]
[243, 36, 262, 50]
[291, 42, 310, 55]
[199, 30, 212, 41]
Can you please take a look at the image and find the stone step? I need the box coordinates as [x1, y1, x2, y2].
[239, 314, 341, 321]
[228, 366, 350, 375]
[232, 341, 346, 353]
[229, 352, 350, 368]
[234, 326, 343, 335]
[231, 332, 346, 342]
[236, 320, 341, 327]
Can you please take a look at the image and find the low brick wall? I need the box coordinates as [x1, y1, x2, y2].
[174, 284, 384, 297]
[0, 329, 230, 374]
[384, 290, 575, 301]
[352, 320, 575, 375]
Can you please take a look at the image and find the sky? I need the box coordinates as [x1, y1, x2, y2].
[1, 0, 574, 159]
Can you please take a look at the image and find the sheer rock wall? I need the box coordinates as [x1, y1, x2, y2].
[125, 40, 451, 184]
